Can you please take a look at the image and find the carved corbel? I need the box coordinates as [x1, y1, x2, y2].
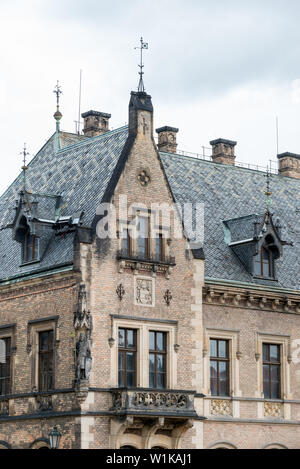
[259, 297, 267, 309]
[246, 292, 255, 308]
[220, 292, 229, 304]
[205, 287, 215, 303]
[233, 294, 241, 306]
[118, 260, 125, 273]
[284, 297, 292, 313]
[296, 303, 300, 314]
[255, 353, 261, 362]
[236, 351, 242, 360]
[272, 298, 280, 310]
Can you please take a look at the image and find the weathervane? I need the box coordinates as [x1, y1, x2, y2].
[264, 166, 272, 211]
[53, 80, 63, 131]
[20, 143, 29, 190]
[135, 37, 148, 93]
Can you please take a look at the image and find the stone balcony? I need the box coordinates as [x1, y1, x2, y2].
[110, 388, 197, 419]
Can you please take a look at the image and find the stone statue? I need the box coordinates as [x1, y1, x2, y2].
[76, 333, 92, 380]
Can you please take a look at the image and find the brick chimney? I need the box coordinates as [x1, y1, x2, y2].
[156, 126, 179, 153]
[81, 110, 111, 137]
[277, 152, 300, 179]
[210, 138, 237, 165]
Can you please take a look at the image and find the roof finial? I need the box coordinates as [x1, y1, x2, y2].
[264, 165, 272, 212]
[135, 37, 148, 93]
[53, 80, 63, 131]
[20, 143, 29, 191]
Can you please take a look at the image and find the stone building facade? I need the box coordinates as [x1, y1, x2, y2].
[0, 87, 299, 449]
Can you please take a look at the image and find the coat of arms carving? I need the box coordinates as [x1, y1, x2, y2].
[135, 278, 154, 306]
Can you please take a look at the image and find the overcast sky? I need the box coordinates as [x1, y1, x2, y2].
[1, 0, 300, 194]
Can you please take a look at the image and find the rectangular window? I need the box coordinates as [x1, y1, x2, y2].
[210, 339, 230, 397]
[137, 216, 149, 259]
[149, 331, 167, 389]
[24, 233, 39, 262]
[263, 343, 281, 399]
[38, 330, 54, 391]
[0, 337, 11, 396]
[118, 328, 137, 388]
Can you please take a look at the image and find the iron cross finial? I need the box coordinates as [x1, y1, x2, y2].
[20, 143, 29, 190]
[53, 80, 62, 106]
[135, 37, 148, 93]
[53, 80, 63, 131]
[264, 166, 272, 211]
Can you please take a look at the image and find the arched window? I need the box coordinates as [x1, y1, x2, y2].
[120, 445, 138, 450]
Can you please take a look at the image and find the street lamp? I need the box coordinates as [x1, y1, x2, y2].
[49, 425, 62, 449]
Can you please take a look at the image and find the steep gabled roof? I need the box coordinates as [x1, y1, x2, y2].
[0, 127, 128, 281]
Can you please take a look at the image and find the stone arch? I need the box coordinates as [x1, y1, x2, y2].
[263, 443, 288, 450]
[30, 438, 51, 449]
[208, 441, 237, 449]
[0, 440, 11, 449]
[118, 433, 142, 450]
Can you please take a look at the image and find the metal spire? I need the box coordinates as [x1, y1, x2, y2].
[53, 80, 63, 131]
[264, 166, 272, 212]
[20, 143, 29, 191]
[135, 37, 148, 93]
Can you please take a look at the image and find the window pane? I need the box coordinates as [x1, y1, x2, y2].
[155, 236, 161, 261]
[126, 352, 135, 372]
[219, 361, 228, 380]
[118, 370, 123, 387]
[126, 371, 135, 388]
[149, 332, 155, 351]
[149, 354, 155, 372]
[271, 365, 280, 382]
[40, 332, 49, 351]
[210, 340, 217, 358]
[218, 341, 227, 358]
[122, 229, 128, 253]
[271, 381, 280, 399]
[263, 344, 269, 361]
[156, 333, 164, 351]
[263, 364, 269, 382]
[118, 329, 125, 347]
[157, 373, 165, 389]
[156, 354, 165, 372]
[219, 378, 228, 396]
[149, 372, 155, 388]
[126, 330, 135, 348]
[262, 247, 269, 260]
[270, 345, 279, 362]
[0, 340, 6, 364]
[210, 378, 218, 396]
[210, 361, 217, 379]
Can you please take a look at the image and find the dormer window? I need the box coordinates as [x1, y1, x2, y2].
[23, 232, 39, 263]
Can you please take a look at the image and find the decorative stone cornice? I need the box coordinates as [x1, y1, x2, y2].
[203, 284, 300, 315]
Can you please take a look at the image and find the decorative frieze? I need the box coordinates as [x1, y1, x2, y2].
[264, 402, 283, 418]
[134, 392, 188, 409]
[210, 399, 233, 417]
[203, 285, 300, 315]
[110, 389, 196, 418]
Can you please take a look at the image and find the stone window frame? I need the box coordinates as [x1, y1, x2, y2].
[110, 316, 178, 389]
[27, 316, 59, 392]
[255, 332, 291, 400]
[203, 328, 242, 398]
[0, 323, 16, 396]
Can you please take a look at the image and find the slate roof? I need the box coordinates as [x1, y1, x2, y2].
[161, 152, 300, 290]
[0, 125, 299, 291]
[0, 128, 127, 281]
